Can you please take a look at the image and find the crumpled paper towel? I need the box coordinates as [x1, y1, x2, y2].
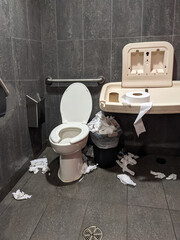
[12, 189, 32, 200]
[117, 174, 136, 186]
[166, 174, 177, 180]
[29, 158, 50, 174]
[81, 162, 98, 174]
[150, 171, 166, 179]
[116, 152, 139, 176]
[88, 111, 120, 135]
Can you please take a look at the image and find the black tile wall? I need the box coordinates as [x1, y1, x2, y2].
[142, 0, 174, 36]
[84, 39, 111, 80]
[56, 0, 82, 40]
[112, 0, 142, 38]
[27, 0, 41, 41]
[0, 37, 13, 80]
[13, 39, 31, 80]
[58, 40, 83, 78]
[9, 0, 28, 38]
[174, 0, 180, 35]
[0, 0, 44, 197]
[84, 0, 111, 40]
[0, 0, 10, 37]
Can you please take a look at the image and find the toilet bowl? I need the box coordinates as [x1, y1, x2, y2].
[49, 83, 92, 183]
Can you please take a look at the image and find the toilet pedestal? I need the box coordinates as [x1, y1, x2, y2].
[58, 151, 83, 182]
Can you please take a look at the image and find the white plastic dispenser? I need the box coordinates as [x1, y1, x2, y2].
[100, 41, 180, 114]
[122, 41, 174, 88]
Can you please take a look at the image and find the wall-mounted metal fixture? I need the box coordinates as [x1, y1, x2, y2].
[26, 93, 45, 128]
[0, 78, 9, 117]
[45, 76, 105, 86]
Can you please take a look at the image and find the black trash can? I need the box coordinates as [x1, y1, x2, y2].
[90, 129, 122, 168]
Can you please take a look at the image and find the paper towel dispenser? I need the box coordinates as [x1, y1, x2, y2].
[26, 93, 45, 128]
[0, 78, 9, 117]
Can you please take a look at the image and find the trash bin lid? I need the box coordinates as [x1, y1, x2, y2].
[60, 83, 92, 124]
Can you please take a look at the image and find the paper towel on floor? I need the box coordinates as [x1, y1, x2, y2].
[29, 158, 50, 174]
[116, 160, 135, 176]
[81, 162, 98, 174]
[116, 152, 139, 176]
[117, 174, 136, 186]
[150, 171, 166, 179]
[12, 189, 32, 200]
[88, 111, 120, 134]
[166, 173, 177, 180]
[134, 102, 152, 137]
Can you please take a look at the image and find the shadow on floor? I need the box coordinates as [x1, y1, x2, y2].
[45, 158, 81, 187]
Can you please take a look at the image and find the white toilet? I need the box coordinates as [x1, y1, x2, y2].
[49, 83, 92, 183]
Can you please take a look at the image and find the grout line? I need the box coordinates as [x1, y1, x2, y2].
[126, 185, 129, 240]
[161, 179, 178, 240]
[172, 0, 177, 44]
[26, 0, 30, 40]
[55, 0, 59, 79]
[110, 0, 113, 82]
[127, 202, 169, 211]
[140, 0, 144, 41]
[29, 200, 50, 240]
[82, 0, 85, 78]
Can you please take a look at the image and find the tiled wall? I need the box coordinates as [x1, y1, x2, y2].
[0, 0, 44, 195]
[42, 0, 180, 155]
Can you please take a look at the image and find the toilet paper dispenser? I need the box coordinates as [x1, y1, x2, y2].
[0, 78, 9, 117]
[26, 93, 45, 128]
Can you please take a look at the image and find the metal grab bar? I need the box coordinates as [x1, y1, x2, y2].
[45, 76, 105, 86]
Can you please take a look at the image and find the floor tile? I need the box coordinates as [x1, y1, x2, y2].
[0, 171, 32, 216]
[0, 192, 47, 240]
[79, 200, 127, 240]
[89, 166, 127, 204]
[30, 196, 87, 240]
[128, 165, 168, 209]
[170, 210, 180, 239]
[163, 180, 180, 210]
[56, 169, 96, 200]
[128, 205, 176, 240]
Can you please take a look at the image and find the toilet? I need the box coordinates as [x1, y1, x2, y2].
[49, 82, 92, 183]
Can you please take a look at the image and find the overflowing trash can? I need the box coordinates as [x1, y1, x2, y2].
[88, 111, 122, 168]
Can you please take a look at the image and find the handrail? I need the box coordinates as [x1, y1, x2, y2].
[45, 76, 105, 86]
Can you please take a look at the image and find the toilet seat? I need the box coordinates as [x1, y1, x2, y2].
[60, 82, 92, 124]
[50, 123, 89, 145]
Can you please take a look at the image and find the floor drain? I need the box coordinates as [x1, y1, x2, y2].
[82, 226, 103, 240]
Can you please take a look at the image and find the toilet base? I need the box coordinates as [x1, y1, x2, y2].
[58, 151, 83, 183]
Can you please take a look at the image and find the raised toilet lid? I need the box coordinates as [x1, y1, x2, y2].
[60, 83, 92, 124]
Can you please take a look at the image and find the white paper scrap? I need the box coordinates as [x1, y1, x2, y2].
[166, 173, 177, 180]
[134, 102, 152, 137]
[116, 160, 135, 176]
[117, 174, 136, 186]
[81, 163, 98, 174]
[127, 152, 139, 159]
[12, 189, 32, 201]
[29, 158, 50, 174]
[150, 170, 166, 179]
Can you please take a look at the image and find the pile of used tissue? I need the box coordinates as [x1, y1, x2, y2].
[29, 158, 50, 174]
[88, 111, 120, 135]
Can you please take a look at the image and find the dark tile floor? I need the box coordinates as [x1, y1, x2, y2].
[0, 147, 180, 240]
